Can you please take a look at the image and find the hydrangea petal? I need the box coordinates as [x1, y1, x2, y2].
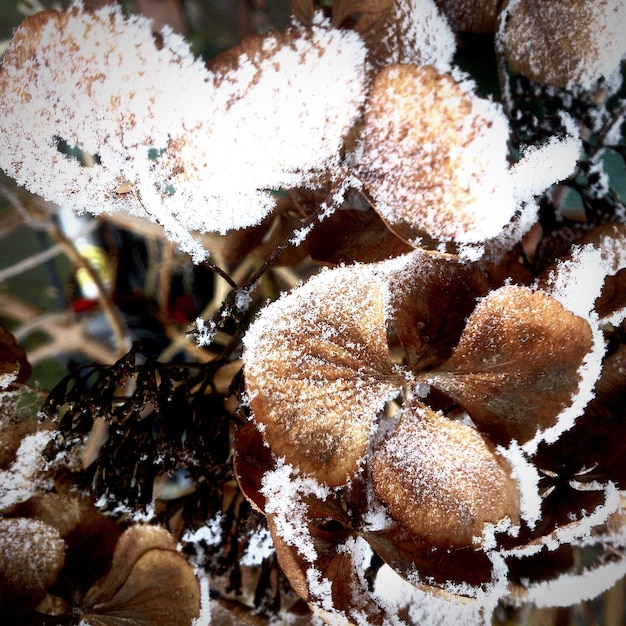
[424, 286, 594, 445]
[371, 401, 520, 547]
[243, 264, 401, 486]
[357, 64, 515, 246]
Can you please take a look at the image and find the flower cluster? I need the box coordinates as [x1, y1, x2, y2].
[0, 0, 625, 623]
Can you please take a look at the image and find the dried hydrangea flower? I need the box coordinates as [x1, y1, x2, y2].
[0, 3, 368, 261]
[500, 0, 626, 89]
[239, 232, 626, 621]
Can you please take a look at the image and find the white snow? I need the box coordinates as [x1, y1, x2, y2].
[0, 4, 368, 261]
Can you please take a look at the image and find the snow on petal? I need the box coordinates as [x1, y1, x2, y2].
[510, 135, 582, 203]
[358, 64, 515, 247]
[501, 0, 626, 90]
[0, 5, 368, 261]
[366, 0, 456, 72]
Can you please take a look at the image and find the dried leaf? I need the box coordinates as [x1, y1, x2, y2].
[233, 422, 274, 514]
[371, 402, 520, 547]
[82, 550, 200, 625]
[0, 518, 65, 620]
[81, 525, 200, 625]
[262, 473, 389, 623]
[532, 343, 626, 491]
[500, 0, 626, 89]
[425, 286, 594, 445]
[291, 0, 316, 25]
[361, 0, 456, 72]
[82, 525, 178, 607]
[307, 207, 413, 265]
[358, 64, 514, 247]
[332, 0, 395, 30]
[243, 265, 402, 486]
[364, 522, 494, 591]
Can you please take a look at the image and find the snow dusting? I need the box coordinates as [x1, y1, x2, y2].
[0, 4, 368, 261]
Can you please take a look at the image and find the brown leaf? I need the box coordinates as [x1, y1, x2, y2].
[500, 0, 626, 89]
[307, 207, 413, 265]
[233, 422, 274, 514]
[81, 525, 200, 625]
[371, 401, 520, 547]
[0, 518, 65, 620]
[434, 0, 503, 32]
[360, 0, 456, 75]
[425, 286, 594, 445]
[264, 484, 388, 624]
[532, 343, 626, 490]
[357, 64, 513, 247]
[82, 525, 178, 607]
[290, 0, 315, 25]
[364, 522, 494, 592]
[243, 264, 402, 486]
[82, 550, 200, 625]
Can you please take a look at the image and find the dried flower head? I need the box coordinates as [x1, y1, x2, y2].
[239, 229, 626, 622]
[0, 3, 368, 261]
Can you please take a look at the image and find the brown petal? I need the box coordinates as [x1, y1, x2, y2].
[0, 518, 65, 620]
[425, 286, 594, 445]
[364, 522, 494, 591]
[434, 0, 503, 32]
[0, 321, 31, 385]
[532, 343, 626, 490]
[82, 525, 178, 607]
[307, 207, 413, 265]
[371, 402, 520, 548]
[358, 64, 513, 246]
[233, 422, 275, 514]
[243, 265, 401, 486]
[81, 525, 200, 625]
[383, 249, 490, 372]
[331, 0, 395, 30]
[264, 483, 388, 624]
[501, 0, 626, 89]
[360, 0, 456, 74]
[82, 549, 200, 626]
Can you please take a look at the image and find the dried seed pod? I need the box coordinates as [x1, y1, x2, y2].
[501, 0, 626, 89]
[371, 403, 520, 547]
[358, 64, 514, 247]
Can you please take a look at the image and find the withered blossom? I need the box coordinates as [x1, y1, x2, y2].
[0, 3, 368, 261]
[239, 225, 626, 622]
